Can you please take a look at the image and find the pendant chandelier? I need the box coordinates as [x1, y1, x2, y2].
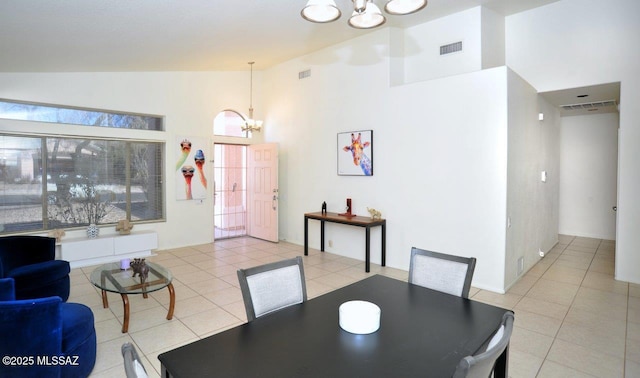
[241, 61, 262, 133]
[302, 0, 427, 29]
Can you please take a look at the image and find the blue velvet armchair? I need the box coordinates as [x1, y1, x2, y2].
[0, 278, 96, 378]
[0, 236, 70, 301]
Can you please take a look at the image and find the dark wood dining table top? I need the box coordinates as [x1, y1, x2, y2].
[158, 274, 507, 378]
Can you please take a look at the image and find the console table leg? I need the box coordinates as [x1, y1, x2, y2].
[365, 226, 371, 273]
[381, 222, 386, 267]
[320, 221, 325, 252]
[304, 217, 309, 256]
[166, 283, 175, 320]
[121, 293, 130, 333]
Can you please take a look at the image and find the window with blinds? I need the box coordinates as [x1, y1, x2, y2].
[0, 134, 164, 234]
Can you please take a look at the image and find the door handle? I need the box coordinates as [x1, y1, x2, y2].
[272, 195, 278, 210]
[613, 206, 617, 212]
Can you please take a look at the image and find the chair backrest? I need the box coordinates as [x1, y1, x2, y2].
[122, 342, 148, 378]
[452, 311, 515, 378]
[0, 236, 56, 276]
[237, 256, 307, 322]
[0, 288, 63, 377]
[408, 247, 476, 298]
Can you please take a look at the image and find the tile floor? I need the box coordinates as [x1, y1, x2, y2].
[69, 234, 639, 377]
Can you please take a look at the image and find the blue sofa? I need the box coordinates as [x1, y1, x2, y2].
[0, 278, 96, 378]
[0, 236, 70, 301]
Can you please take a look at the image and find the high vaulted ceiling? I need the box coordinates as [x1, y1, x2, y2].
[0, 0, 560, 72]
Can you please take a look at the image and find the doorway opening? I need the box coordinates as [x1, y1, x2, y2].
[213, 144, 247, 239]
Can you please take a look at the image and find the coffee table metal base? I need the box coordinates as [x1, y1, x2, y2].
[99, 268, 176, 333]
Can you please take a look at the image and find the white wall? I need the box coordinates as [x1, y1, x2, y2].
[481, 7, 505, 70]
[264, 25, 512, 292]
[402, 7, 482, 84]
[559, 113, 618, 239]
[0, 71, 262, 249]
[506, 0, 640, 283]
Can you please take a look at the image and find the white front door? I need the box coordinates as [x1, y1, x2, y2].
[247, 143, 279, 242]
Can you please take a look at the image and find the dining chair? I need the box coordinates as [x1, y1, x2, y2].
[408, 247, 476, 298]
[122, 342, 148, 378]
[237, 256, 307, 322]
[452, 311, 515, 378]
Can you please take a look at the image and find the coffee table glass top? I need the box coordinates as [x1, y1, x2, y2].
[90, 261, 172, 295]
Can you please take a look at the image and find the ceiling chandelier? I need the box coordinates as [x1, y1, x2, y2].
[301, 0, 427, 29]
[241, 61, 262, 133]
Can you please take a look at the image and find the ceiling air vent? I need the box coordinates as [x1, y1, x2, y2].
[440, 41, 462, 55]
[561, 100, 617, 111]
[298, 69, 311, 79]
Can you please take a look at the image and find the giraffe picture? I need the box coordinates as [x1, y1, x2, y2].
[338, 130, 373, 176]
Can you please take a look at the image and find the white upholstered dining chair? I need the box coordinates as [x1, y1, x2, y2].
[237, 256, 307, 322]
[408, 247, 476, 298]
[122, 342, 148, 378]
[452, 311, 515, 378]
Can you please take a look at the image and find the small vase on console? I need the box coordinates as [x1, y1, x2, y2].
[86, 224, 99, 239]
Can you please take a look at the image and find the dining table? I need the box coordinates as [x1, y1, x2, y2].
[158, 274, 509, 378]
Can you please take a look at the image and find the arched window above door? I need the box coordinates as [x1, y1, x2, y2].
[213, 109, 251, 138]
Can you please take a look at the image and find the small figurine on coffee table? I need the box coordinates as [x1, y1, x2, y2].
[130, 258, 150, 285]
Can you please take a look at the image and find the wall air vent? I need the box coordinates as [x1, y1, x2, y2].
[440, 41, 462, 55]
[298, 69, 311, 79]
[560, 100, 617, 111]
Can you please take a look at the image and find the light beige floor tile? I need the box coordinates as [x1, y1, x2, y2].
[511, 326, 555, 358]
[92, 335, 135, 375]
[170, 295, 217, 318]
[305, 279, 334, 298]
[313, 272, 359, 288]
[507, 274, 539, 296]
[581, 271, 629, 295]
[174, 269, 215, 285]
[471, 290, 521, 309]
[628, 321, 640, 342]
[537, 360, 598, 378]
[556, 321, 625, 358]
[542, 264, 587, 285]
[527, 279, 580, 306]
[626, 360, 640, 378]
[514, 296, 570, 320]
[202, 286, 242, 306]
[180, 307, 242, 336]
[570, 237, 600, 248]
[631, 284, 640, 298]
[627, 297, 640, 324]
[508, 350, 544, 378]
[95, 318, 127, 343]
[627, 337, 640, 364]
[571, 287, 627, 320]
[130, 321, 198, 355]
[588, 257, 615, 275]
[546, 339, 624, 377]
[511, 309, 563, 338]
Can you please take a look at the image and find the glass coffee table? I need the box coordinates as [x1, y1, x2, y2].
[90, 261, 175, 333]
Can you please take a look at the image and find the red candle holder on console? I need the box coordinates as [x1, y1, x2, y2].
[338, 198, 356, 218]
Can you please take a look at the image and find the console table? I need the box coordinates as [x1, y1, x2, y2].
[304, 212, 386, 272]
[58, 231, 157, 268]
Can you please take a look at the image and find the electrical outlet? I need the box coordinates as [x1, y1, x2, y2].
[328, 240, 333, 248]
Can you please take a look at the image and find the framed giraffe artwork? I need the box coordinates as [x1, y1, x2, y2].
[337, 130, 373, 176]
